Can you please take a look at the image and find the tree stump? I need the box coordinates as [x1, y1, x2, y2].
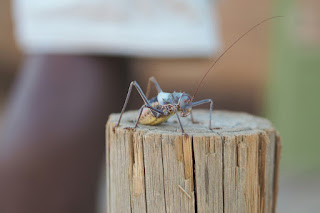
[106, 110, 281, 213]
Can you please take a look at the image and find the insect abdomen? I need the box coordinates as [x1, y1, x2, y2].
[139, 112, 172, 126]
[138, 101, 174, 126]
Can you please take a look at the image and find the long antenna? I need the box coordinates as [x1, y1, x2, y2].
[192, 16, 283, 100]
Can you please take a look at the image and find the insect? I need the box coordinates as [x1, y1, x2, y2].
[114, 16, 282, 136]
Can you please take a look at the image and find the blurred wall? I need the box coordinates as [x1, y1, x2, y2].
[131, 0, 272, 114]
[0, 0, 271, 115]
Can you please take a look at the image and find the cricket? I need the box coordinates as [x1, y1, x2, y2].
[114, 16, 282, 136]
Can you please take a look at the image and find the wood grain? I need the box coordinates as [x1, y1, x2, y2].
[106, 110, 281, 213]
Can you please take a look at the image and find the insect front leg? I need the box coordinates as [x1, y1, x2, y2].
[146, 76, 163, 99]
[115, 81, 164, 130]
[192, 99, 214, 130]
[175, 113, 188, 136]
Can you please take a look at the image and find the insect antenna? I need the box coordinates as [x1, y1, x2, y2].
[191, 16, 283, 100]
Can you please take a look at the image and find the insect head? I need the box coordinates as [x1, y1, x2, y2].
[178, 93, 192, 117]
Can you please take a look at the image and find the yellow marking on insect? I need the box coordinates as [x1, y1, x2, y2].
[139, 114, 172, 126]
[138, 101, 174, 126]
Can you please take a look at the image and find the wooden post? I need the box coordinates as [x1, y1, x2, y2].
[106, 110, 281, 213]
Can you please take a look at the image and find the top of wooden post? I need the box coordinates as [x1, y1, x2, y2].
[108, 109, 274, 136]
[106, 109, 281, 213]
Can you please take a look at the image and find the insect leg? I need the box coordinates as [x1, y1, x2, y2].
[175, 113, 187, 135]
[133, 104, 146, 128]
[125, 104, 165, 130]
[146, 77, 163, 99]
[115, 81, 163, 128]
[190, 110, 199, 124]
[192, 99, 214, 129]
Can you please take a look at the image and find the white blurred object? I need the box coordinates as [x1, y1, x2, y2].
[13, 0, 221, 57]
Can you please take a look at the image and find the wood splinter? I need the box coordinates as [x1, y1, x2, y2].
[178, 185, 192, 200]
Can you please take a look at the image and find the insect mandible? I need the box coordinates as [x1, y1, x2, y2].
[114, 16, 282, 136]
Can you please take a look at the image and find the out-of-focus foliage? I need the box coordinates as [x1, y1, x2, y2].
[267, 0, 320, 172]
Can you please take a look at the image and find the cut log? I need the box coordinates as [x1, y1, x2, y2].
[106, 110, 281, 213]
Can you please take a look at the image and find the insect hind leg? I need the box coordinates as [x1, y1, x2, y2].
[115, 81, 164, 130]
[146, 77, 163, 99]
[124, 104, 145, 130]
[134, 105, 166, 127]
[125, 104, 165, 130]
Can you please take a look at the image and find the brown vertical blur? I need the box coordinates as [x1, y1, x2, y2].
[0, 0, 21, 114]
[0, 0, 271, 116]
[0, 1, 22, 66]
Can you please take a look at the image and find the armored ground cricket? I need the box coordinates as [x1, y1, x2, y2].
[114, 16, 282, 135]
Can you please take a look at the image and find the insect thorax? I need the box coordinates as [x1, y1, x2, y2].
[157, 91, 184, 105]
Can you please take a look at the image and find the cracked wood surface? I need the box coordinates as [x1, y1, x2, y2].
[106, 110, 281, 213]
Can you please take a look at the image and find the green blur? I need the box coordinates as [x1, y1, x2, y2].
[266, 0, 320, 173]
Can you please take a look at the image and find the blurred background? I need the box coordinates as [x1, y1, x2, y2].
[1, 0, 320, 212]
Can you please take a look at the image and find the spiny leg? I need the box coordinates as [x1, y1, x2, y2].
[115, 81, 163, 129]
[192, 99, 214, 130]
[146, 76, 163, 99]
